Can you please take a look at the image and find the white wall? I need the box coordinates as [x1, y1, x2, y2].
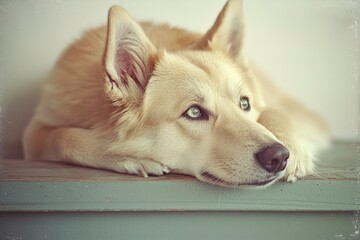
[0, 0, 358, 158]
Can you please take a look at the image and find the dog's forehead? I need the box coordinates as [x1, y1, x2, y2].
[182, 51, 240, 83]
[154, 51, 246, 97]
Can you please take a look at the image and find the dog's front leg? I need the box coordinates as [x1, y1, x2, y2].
[257, 109, 316, 182]
[25, 126, 170, 177]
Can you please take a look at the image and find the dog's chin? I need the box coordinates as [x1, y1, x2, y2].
[199, 171, 284, 189]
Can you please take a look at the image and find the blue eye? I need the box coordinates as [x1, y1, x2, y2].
[183, 105, 209, 121]
[186, 106, 202, 118]
[240, 97, 251, 111]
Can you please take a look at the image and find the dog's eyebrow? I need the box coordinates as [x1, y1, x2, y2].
[186, 79, 205, 102]
[237, 78, 249, 91]
[194, 92, 205, 103]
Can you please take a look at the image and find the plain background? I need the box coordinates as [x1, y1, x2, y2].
[0, 0, 359, 159]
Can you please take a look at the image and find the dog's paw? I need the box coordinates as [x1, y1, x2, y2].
[282, 140, 315, 182]
[117, 159, 171, 178]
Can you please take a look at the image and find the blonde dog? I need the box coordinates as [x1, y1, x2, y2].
[23, 0, 328, 188]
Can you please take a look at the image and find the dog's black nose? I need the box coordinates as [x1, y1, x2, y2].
[255, 144, 289, 173]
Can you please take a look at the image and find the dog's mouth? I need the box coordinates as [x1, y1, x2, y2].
[199, 171, 279, 188]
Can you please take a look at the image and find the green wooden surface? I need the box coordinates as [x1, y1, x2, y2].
[0, 212, 358, 240]
[0, 179, 358, 212]
[0, 141, 359, 239]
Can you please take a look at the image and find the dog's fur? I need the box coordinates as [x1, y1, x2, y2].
[23, 0, 329, 188]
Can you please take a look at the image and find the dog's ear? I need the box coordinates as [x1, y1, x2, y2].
[104, 6, 157, 103]
[196, 0, 246, 62]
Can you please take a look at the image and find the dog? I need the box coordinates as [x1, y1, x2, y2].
[23, 0, 329, 188]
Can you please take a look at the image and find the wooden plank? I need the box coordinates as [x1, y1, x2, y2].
[0, 212, 357, 240]
[0, 141, 358, 212]
[0, 178, 357, 212]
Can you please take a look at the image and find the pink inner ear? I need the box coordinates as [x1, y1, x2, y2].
[116, 48, 135, 85]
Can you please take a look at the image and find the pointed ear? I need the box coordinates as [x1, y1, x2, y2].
[196, 0, 246, 62]
[104, 6, 157, 103]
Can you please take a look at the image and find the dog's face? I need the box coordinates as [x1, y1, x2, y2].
[141, 51, 282, 188]
[104, 0, 285, 188]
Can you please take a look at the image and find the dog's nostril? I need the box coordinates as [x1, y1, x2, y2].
[255, 144, 289, 173]
[271, 159, 278, 167]
[279, 158, 288, 172]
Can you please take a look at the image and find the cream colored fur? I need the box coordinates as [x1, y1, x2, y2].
[23, 0, 329, 188]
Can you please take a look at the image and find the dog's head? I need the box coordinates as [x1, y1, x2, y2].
[103, 0, 288, 188]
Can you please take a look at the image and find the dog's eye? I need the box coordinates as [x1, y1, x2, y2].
[183, 105, 209, 120]
[240, 97, 251, 111]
